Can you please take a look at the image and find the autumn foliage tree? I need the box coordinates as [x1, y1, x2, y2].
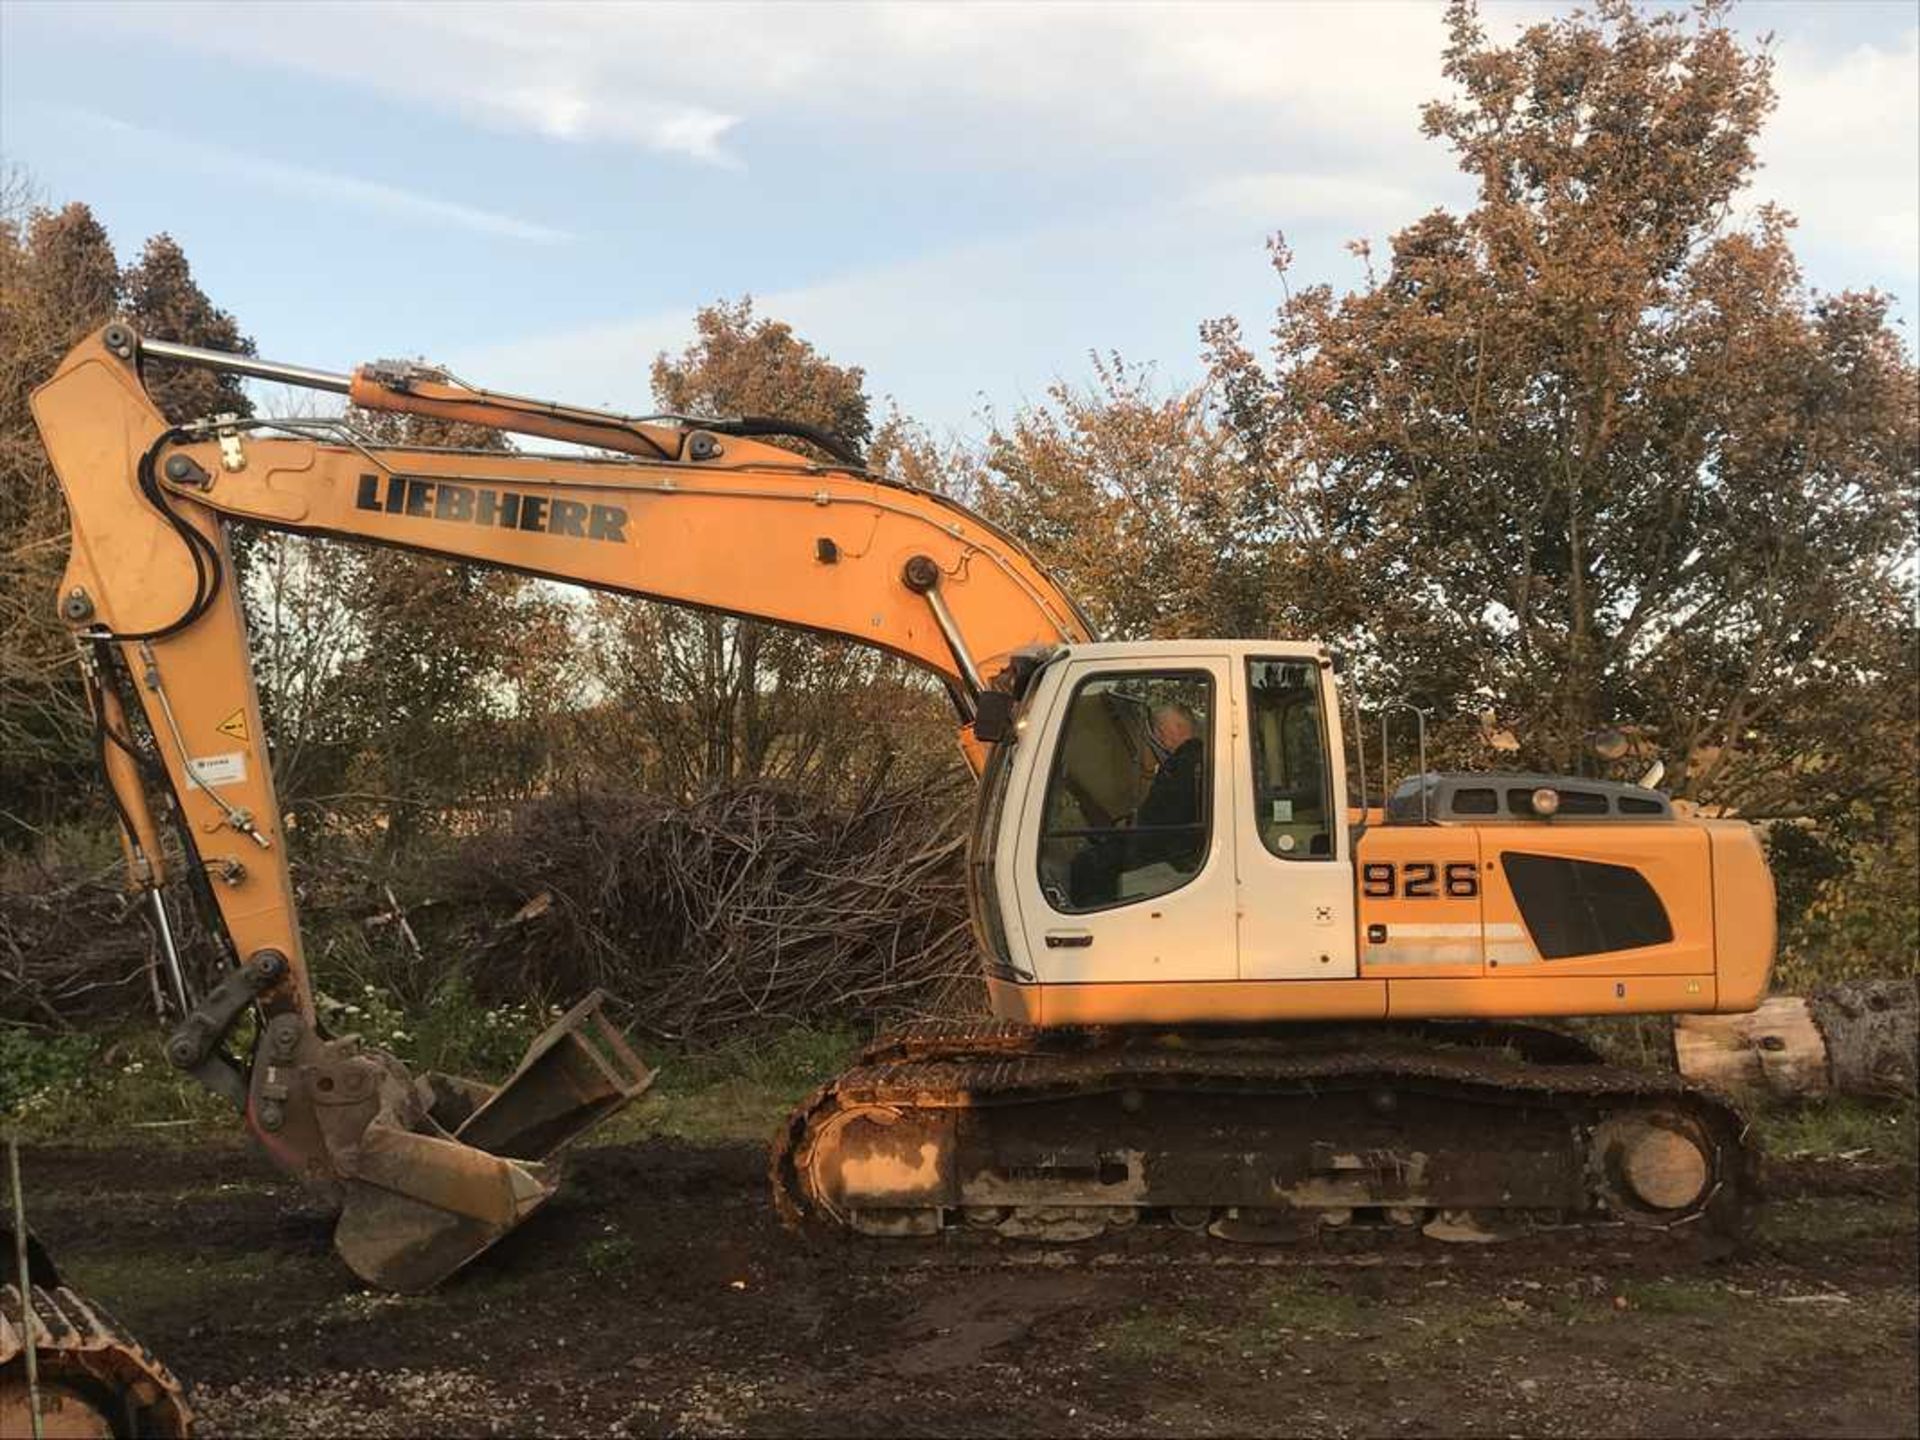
[0, 187, 253, 842]
[120, 234, 254, 425]
[583, 297, 955, 799]
[973, 356, 1286, 643]
[976, 3, 1915, 973]
[1193, 0, 1916, 966]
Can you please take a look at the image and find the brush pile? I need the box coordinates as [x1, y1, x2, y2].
[0, 860, 152, 1024]
[453, 779, 978, 1038]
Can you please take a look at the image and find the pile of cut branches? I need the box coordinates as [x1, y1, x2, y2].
[452, 779, 978, 1037]
[0, 859, 153, 1025]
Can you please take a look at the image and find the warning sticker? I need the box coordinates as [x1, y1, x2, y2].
[186, 752, 248, 790]
[216, 709, 251, 744]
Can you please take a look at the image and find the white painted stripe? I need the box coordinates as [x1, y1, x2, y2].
[1362, 922, 1527, 939]
[1486, 941, 1539, 965]
[1368, 943, 1481, 965]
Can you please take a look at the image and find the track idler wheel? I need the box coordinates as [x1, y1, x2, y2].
[1589, 1111, 1718, 1225]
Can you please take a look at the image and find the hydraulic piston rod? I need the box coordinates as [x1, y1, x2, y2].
[131, 333, 353, 395]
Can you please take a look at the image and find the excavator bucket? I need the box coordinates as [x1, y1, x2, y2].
[330, 991, 653, 1292]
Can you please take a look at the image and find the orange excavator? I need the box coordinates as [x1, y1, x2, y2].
[14, 322, 1775, 1422]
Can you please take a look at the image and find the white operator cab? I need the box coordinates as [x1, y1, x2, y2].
[972, 640, 1361, 992]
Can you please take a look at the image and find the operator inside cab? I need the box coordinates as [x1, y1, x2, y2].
[1040, 675, 1212, 912]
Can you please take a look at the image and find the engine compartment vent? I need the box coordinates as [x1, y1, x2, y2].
[1385, 773, 1673, 825]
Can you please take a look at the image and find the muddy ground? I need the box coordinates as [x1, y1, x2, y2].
[23, 1133, 1919, 1438]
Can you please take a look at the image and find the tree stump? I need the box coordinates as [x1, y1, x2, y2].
[1673, 978, 1918, 1100]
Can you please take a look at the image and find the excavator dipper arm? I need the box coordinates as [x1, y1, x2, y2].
[29, 324, 1089, 1291]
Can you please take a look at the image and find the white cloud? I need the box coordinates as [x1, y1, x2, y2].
[77, 1, 1464, 177]
[58, 0, 1913, 412]
[74, 1, 750, 166]
[62, 108, 570, 243]
[446, 170, 1417, 429]
[1756, 27, 1920, 281]
[436, 11, 1920, 424]
[83, 3, 1915, 282]
[1193, 172, 1447, 231]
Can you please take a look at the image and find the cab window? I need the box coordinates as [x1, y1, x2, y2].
[1037, 670, 1212, 913]
[1247, 659, 1333, 860]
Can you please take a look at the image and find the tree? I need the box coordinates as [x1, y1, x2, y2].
[121, 234, 253, 425]
[587, 297, 953, 799]
[649, 296, 871, 458]
[1201, 0, 1916, 880]
[0, 198, 121, 841]
[971, 355, 1289, 643]
[246, 409, 571, 850]
[0, 197, 265, 846]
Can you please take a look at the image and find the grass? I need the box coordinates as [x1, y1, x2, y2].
[1756, 1194, 1918, 1247]
[593, 1022, 865, 1146]
[2, 1012, 864, 1152]
[3, 1025, 236, 1143]
[1755, 1096, 1919, 1163]
[1617, 1277, 1738, 1316]
[1564, 1013, 1678, 1070]
[1098, 1275, 1619, 1381]
[7, 1007, 1911, 1173]
[581, 1232, 639, 1275]
[56, 1247, 289, 1316]
[1096, 1276, 1376, 1366]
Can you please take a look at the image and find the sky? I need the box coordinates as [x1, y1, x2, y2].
[2, 1, 1916, 437]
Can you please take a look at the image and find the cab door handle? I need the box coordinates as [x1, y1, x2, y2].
[1044, 930, 1094, 949]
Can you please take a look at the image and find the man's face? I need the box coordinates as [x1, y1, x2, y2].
[1152, 708, 1195, 753]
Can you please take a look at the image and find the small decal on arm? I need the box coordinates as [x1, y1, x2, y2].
[186, 752, 248, 789]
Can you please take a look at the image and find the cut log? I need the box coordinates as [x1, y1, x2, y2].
[1674, 997, 1830, 1100]
[1674, 978, 1918, 1101]
[1809, 978, 1919, 1099]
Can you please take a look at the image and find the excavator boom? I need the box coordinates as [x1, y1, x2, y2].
[28, 323, 1090, 1294]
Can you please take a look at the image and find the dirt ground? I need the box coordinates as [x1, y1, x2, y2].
[23, 1131, 1919, 1439]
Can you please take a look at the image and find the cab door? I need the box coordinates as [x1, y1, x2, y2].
[1233, 653, 1359, 980]
[1011, 655, 1238, 984]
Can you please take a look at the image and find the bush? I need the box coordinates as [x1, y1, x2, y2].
[0, 1022, 95, 1111]
[1, 1024, 230, 1136]
[0, 848, 155, 1025]
[314, 973, 552, 1080]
